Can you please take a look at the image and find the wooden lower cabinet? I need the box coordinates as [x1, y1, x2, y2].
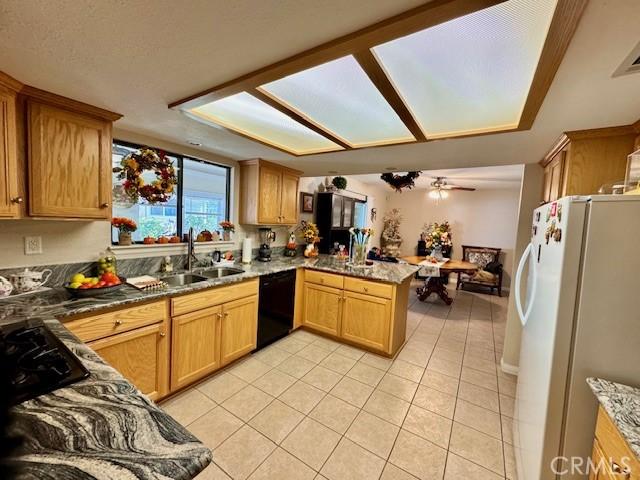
[88, 320, 169, 401]
[589, 406, 640, 479]
[301, 274, 409, 356]
[341, 291, 391, 352]
[303, 283, 342, 336]
[171, 305, 222, 391]
[220, 295, 259, 366]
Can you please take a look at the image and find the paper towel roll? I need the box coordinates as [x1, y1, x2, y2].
[242, 237, 253, 263]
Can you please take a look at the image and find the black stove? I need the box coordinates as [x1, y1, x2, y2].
[1, 320, 89, 405]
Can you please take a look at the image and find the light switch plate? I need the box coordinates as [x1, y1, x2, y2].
[24, 236, 43, 255]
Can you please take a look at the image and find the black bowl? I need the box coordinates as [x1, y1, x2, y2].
[64, 276, 127, 298]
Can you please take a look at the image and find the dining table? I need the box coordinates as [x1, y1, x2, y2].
[400, 256, 478, 305]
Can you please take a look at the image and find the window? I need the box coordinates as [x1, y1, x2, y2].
[111, 141, 230, 244]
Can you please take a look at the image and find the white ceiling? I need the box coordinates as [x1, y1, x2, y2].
[355, 164, 524, 190]
[1, 0, 639, 176]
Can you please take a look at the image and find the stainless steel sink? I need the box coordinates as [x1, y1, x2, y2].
[162, 273, 208, 287]
[200, 267, 245, 279]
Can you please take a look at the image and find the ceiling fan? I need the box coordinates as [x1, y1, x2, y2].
[428, 177, 476, 200]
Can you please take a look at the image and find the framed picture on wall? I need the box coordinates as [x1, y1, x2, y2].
[301, 192, 314, 213]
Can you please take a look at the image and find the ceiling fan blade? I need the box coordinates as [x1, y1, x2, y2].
[448, 186, 476, 191]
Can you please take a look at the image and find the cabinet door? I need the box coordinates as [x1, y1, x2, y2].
[331, 195, 343, 228]
[589, 440, 613, 480]
[0, 86, 19, 218]
[341, 291, 392, 353]
[342, 197, 354, 228]
[303, 283, 342, 336]
[280, 172, 299, 224]
[548, 153, 565, 202]
[171, 305, 221, 391]
[89, 321, 169, 400]
[258, 165, 282, 224]
[220, 295, 258, 366]
[28, 101, 111, 218]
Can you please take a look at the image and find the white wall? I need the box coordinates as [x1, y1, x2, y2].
[0, 129, 243, 268]
[298, 176, 389, 249]
[385, 185, 521, 284]
[501, 163, 544, 372]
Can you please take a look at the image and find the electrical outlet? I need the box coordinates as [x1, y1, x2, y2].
[24, 236, 43, 255]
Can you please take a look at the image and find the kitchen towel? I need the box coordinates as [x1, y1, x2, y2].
[242, 237, 253, 263]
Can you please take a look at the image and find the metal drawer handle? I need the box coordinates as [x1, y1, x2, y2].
[224, 312, 229, 318]
[159, 331, 166, 338]
[363, 287, 368, 292]
[11, 196, 23, 204]
[100, 202, 110, 208]
[114, 319, 123, 326]
[216, 313, 223, 320]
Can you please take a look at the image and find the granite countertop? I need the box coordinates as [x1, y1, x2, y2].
[6, 318, 212, 480]
[0, 256, 419, 323]
[0, 255, 418, 479]
[587, 377, 640, 459]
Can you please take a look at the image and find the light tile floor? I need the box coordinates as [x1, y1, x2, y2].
[161, 283, 518, 480]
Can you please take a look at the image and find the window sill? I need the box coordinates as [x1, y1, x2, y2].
[111, 241, 236, 259]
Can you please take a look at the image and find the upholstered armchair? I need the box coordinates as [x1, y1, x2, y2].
[457, 245, 503, 296]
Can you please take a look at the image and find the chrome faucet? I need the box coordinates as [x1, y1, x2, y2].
[187, 227, 198, 271]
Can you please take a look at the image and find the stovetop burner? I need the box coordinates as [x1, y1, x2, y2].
[1, 320, 89, 405]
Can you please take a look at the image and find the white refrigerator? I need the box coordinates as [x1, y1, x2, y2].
[513, 195, 640, 480]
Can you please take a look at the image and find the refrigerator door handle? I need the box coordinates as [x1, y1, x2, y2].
[515, 242, 537, 326]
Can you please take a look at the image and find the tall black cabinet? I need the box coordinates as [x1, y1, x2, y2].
[316, 192, 363, 253]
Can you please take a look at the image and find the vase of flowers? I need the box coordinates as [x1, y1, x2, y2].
[349, 227, 374, 266]
[112, 217, 137, 245]
[298, 221, 320, 258]
[219, 220, 235, 241]
[422, 221, 452, 259]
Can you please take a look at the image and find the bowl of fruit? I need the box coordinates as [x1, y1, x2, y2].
[65, 272, 126, 298]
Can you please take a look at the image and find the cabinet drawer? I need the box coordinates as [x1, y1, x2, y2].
[595, 406, 640, 478]
[304, 270, 344, 289]
[64, 300, 168, 343]
[171, 279, 259, 316]
[344, 277, 393, 299]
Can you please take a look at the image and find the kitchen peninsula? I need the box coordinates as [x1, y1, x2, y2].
[0, 256, 418, 478]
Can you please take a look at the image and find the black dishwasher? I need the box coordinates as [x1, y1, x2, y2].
[257, 270, 296, 350]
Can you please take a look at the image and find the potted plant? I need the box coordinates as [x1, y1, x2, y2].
[332, 176, 347, 191]
[219, 220, 235, 241]
[112, 217, 137, 245]
[298, 221, 320, 257]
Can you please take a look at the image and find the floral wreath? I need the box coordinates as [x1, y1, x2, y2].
[113, 147, 177, 204]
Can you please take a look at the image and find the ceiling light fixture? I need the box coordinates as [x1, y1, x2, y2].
[428, 188, 449, 201]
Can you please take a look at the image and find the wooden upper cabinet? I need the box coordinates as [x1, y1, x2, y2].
[280, 172, 299, 224]
[0, 83, 19, 218]
[240, 158, 302, 225]
[258, 164, 283, 224]
[540, 127, 637, 203]
[28, 101, 112, 219]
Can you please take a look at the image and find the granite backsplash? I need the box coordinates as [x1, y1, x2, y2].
[0, 246, 298, 287]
